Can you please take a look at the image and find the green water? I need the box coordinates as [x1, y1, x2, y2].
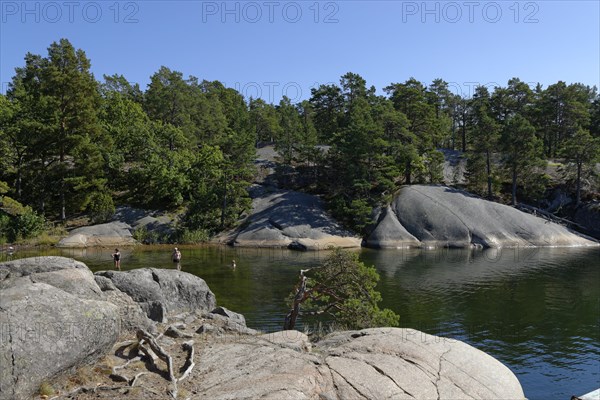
[2, 245, 599, 400]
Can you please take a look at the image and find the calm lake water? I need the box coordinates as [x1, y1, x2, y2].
[2, 245, 599, 400]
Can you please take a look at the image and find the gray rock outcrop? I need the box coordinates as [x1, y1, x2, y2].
[194, 328, 525, 399]
[113, 206, 175, 243]
[367, 185, 598, 248]
[57, 221, 137, 248]
[227, 186, 361, 250]
[94, 268, 216, 322]
[365, 206, 421, 248]
[0, 257, 121, 400]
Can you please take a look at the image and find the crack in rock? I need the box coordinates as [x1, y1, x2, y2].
[329, 369, 369, 400]
[7, 322, 17, 396]
[435, 348, 452, 400]
[366, 361, 416, 399]
[440, 355, 498, 396]
[402, 357, 437, 380]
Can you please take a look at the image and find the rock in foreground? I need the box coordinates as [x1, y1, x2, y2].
[103, 327, 524, 399]
[0, 257, 121, 400]
[367, 185, 598, 248]
[94, 268, 216, 322]
[0, 257, 218, 400]
[45, 326, 526, 400]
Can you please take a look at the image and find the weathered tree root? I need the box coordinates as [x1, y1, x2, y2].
[109, 355, 141, 383]
[136, 333, 197, 396]
[51, 329, 196, 399]
[136, 329, 176, 381]
[178, 340, 195, 382]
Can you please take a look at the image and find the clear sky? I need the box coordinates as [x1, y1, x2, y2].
[1, 0, 598, 103]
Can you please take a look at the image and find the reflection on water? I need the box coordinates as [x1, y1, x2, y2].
[1, 245, 598, 400]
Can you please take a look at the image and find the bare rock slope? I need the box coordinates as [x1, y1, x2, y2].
[227, 186, 361, 250]
[367, 185, 598, 248]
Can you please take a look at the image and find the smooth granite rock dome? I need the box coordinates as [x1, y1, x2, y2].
[367, 185, 598, 248]
[227, 186, 362, 250]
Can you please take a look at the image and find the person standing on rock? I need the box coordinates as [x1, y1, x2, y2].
[112, 248, 121, 270]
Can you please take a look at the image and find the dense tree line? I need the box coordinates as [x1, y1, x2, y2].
[1, 39, 599, 241]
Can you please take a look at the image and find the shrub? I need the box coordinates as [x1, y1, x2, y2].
[87, 192, 115, 224]
[10, 207, 45, 241]
[284, 248, 399, 330]
[132, 226, 159, 244]
[178, 228, 209, 244]
[0, 213, 10, 243]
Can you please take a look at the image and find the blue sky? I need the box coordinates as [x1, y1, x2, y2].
[1, 1, 598, 103]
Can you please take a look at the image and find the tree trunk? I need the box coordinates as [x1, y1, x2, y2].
[60, 148, 66, 221]
[512, 166, 517, 206]
[405, 161, 412, 185]
[486, 149, 492, 199]
[220, 176, 227, 229]
[576, 161, 582, 206]
[461, 116, 467, 153]
[283, 275, 307, 330]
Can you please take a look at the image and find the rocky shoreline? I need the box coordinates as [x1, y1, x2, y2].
[1, 256, 526, 400]
[56, 185, 598, 251]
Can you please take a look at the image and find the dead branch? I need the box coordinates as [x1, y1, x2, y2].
[136, 329, 176, 382]
[136, 329, 178, 399]
[129, 371, 148, 387]
[178, 341, 195, 382]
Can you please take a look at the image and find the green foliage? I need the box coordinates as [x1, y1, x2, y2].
[0, 213, 10, 243]
[249, 98, 281, 144]
[87, 192, 115, 224]
[285, 249, 399, 330]
[501, 114, 544, 205]
[132, 225, 165, 244]
[559, 128, 600, 204]
[178, 228, 210, 244]
[466, 86, 501, 198]
[5, 39, 104, 221]
[10, 207, 46, 241]
[275, 96, 303, 165]
[2, 40, 599, 241]
[0, 181, 45, 241]
[421, 150, 445, 184]
[344, 199, 373, 232]
[1, 195, 27, 216]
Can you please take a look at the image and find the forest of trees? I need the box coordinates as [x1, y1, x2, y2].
[1, 39, 599, 242]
